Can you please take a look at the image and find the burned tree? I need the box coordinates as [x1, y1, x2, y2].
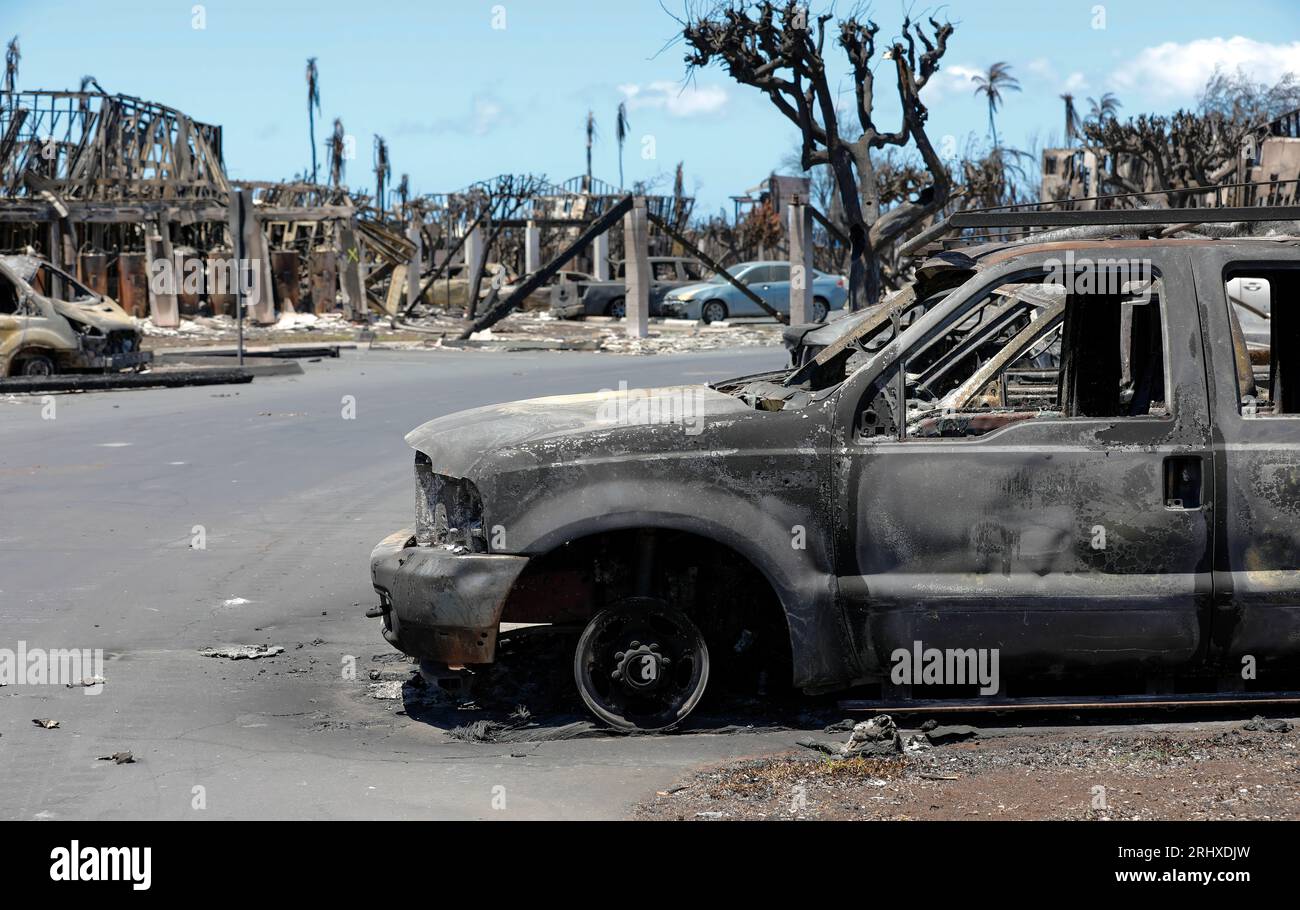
[683, 2, 954, 309]
[1082, 111, 1248, 207]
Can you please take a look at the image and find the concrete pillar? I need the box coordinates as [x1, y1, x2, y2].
[146, 220, 179, 328]
[245, 211, 276, 325]
[524, 220, 540, 276]
[336, 218, 365, 320]
[593, 230, 610, 281]
[788, 200, 813, 325]
[464, 224, 484, 285]
[623, 196, 650, 339]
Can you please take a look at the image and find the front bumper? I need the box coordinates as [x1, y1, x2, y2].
[369, 529, 530, 664]
[550, 301, 587, 319]
[66, 350, 153, 371]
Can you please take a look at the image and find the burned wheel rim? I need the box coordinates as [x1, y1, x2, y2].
[607, 298, 626, 319]
[19, 355, 54, 377]
[701, 301, 726, 324]
[574, 598, 709, 731]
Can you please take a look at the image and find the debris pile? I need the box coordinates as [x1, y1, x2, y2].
[798, 714, 980, 758]
[198, 645, 284, 660]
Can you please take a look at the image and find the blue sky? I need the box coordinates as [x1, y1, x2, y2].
[5, 0, 1299, 213]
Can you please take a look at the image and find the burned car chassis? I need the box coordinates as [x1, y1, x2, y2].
[371, 232, 1300, 729]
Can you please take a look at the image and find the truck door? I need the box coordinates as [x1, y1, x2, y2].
[836, 252, 1215, 683]
[1193, 249, 1300, 679]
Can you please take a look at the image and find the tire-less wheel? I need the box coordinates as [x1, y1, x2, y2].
[17, 353, 55, 377]
[700, 300, 727, 324]
[574, 597, 709, 731]
[811, 296, 830, 323]
[606, 297, 626, 319]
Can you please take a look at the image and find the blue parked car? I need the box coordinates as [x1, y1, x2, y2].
[659, 260, 847, 324]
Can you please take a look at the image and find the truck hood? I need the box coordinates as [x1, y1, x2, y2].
[406, 385, 752, 477]
[52, 296, 137, 331]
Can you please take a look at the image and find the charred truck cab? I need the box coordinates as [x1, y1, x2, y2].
[372, 225, 1300, 730]
[0, 254, 151, 378]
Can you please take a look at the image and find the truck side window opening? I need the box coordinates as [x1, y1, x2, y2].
[1227, 270, 1300, 417]
[865, 273, 1168, 440]
[0, 274, 18, 314]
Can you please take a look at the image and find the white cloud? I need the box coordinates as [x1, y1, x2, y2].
[618, 81, 728, 117]
[1111, 36, 1300, 100]
[1027, 58, 1055, 79]
[401, 93, 508, 137]
[920, 64, 983, 102]
[469, 96, 504, 136]
[1021, 58, 1089, 94]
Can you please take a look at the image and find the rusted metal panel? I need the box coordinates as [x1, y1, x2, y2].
[78, 251, 109, 296]
[308, 250, 337, 314]
[115, 252, 149, 318]
[270, 249, 300, 315]
[206, 253, 236, 316]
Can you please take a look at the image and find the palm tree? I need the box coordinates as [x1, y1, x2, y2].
[3, 35, 19, 96]
[328, 118, 346, 187]
[615, 102, 630, 190]
[1061, 93, 1081, 146]
[396, 173, 409, 216]
[972, 62, 1021, 149]
[1086, 92, 1122, 126]
[373, 135, 390, 212]
[584, 110, 596, 191]
[306, 58, 320, 184]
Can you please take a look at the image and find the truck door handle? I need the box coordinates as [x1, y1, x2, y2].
[1164, 455, 1203, 509]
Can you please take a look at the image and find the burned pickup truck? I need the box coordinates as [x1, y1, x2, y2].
[372, 222, 1300, 729]
[0, 254, 150, 377]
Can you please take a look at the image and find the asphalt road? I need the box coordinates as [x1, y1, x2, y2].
[0, 345, 821, 820]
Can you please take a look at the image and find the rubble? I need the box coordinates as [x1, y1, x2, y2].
[1242, 715, 1293, 733]
[98, 752, 135, 764]
[198, 645, 284, 660]
[367, 680, 404, 700]
[639, 721, 1300, 820]
[798, 713, 903, 757]
[32, 719, 59, 729]
[65, 675, 106, 689]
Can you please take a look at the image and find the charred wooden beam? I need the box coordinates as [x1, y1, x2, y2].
[460, 195, 634, 338]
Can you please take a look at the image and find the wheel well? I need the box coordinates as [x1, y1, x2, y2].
[605, 296, 625, 315]
[8, 347, 58, 376]
[703, 299, 728, 317]
[501, 527, 793, 690]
